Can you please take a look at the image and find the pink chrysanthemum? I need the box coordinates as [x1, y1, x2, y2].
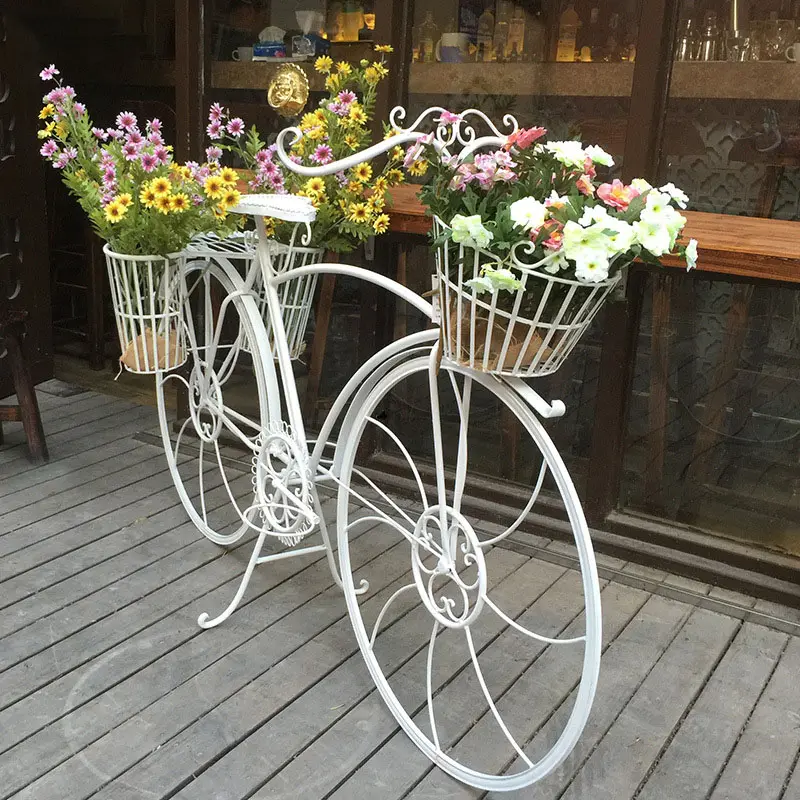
[209, 102, 224, 122]
[254, 149, 272, 165]
[126, 130, 144, 146]
[148, 131, 164, 146]
[153, 146, 170, 165]
[260, 160, 280, 178]
[206, 120, 222, 139]
[47, 88, 66, 105]
[54, 153, 70, 169]
[39, 64, 59, 81]
[147, 118, 163, 134]
[63, 86, 76, 99]
[226, 117, 245, 137]
[116, 111, 138, 131]
[91, 127, 108, 140]
[140, 152, 158, 172]
[205, 145, 222, 163]
[311, 144, 333, 165]
[102, 167, 116, 186]
[337, 90, 356, 105]
[40, 140, 58, 157]
[73, 102, 86, 116]
[106, 128, 123, 140]
[122, 142, 140, 161]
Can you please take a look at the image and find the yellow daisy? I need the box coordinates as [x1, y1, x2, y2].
[152, 177, 171, 196]
[156, 194, 173, 215]
[384, 128, 400, 140]
[39, 104, 55, 120]
[373, 213, 390, 234]
[263, 216, 275, 236]
[292, 139, 307, 156]
[336, 61, 352, 76]
[390, 146, 405, 162]
[314, 109, 327, 123]
[169, 162, 183, 174]
[55, 121, 68, 139]
[408, 159, 429, 177]
[104, 200, 127, 223]
[325, 74, 340, 92]
[306, 126, 326, 141]
[305, 177, 326, 195]
[367, 193, 385, 213]
[314, 55, 333, 74]
[374, 44, 393, 53]
[347, 180, 363, 195]
[204, 175, 225, 199]
[219, 167, 238, 185]
[344, 134, 360, 150]
[348, 203, 369, 224]
[37, 122, 55, 139]
[300, 112, 319, 130]
[353, 162, 372, 183]
[213, 204, 228, 220]
[117, 193, 133, 208]
[139, 184, 158, 208]
[372, 61, 389, 77]
[219, 188, 242, 209]
[349, 106, 367, 125]
[387, 168, 405, 184]
[364, 66, 380, 85]
[374, 176, 388, 193]
[170, 192, 190, 212]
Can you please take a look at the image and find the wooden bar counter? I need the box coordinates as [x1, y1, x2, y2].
[387, 184, 800, 284]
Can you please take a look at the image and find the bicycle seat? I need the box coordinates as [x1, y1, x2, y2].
[230, 193, 317, 223]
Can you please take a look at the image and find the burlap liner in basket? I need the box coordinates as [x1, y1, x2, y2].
[447, 302, 557, 373]
[119, 327, 184, 372]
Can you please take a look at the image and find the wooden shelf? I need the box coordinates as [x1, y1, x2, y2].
[409, 61, 800, 100]
[212, 61, 326, 92]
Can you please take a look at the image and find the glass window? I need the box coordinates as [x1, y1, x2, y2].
[623, 0, 800, 551]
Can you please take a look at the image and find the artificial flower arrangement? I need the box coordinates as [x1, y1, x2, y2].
[407, 112, 699, 374]
[208, 45, 405, 254]
[36, 64, 242, 256]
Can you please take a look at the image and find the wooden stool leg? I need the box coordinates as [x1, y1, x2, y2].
[6, 326, 48, 462]
[304, 270, 337, 427]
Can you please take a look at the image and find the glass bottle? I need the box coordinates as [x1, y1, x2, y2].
[602, 12, 622, 61]
[493, 0, 512, 61]
[418, 11, 439, 63]
[507, 5, 527, 60]
[621, 16, 638, 61]
[674, 16, 697, 60]
[477, 2, 496, 61]
[340, 1, 364, 42]
[525, 0, 547, 61]
[698, 10, 720, 61]
[556, 1, 581, 62]
[578, 5, 603, 61]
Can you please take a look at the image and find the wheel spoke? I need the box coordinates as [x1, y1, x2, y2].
[427, 621, 442, 751]
[484, 596, 586, 645]
[465, 626, 534, 769]
[448, 371, 472, 515]
[346, 463, 418, 529]
[198, 439, 208, 525]
[369, 583, 417, 648]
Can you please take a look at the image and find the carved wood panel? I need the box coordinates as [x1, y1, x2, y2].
[0, 6, 52, 397]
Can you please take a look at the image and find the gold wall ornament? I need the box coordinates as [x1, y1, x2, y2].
[267, 64, 309, 118]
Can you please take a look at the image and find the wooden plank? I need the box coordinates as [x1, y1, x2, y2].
[403, 588, 683, 800]
[0, 451, 172, 555]
[553, 608, 739, 800]
[32, 533, 420, 800]
[1, 520, 392, 798]
[637, 623, 787, 800]
[783, 757, 800, 800]
[709, 637, 800, 800]
[0, 500, 366, 770]
[0, 472, 241, 634]
[275, 575, 635, 800]
[154, 551, 531, 800]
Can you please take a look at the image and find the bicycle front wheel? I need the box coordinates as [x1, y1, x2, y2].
[334, 351, 602, 792]
[156, 258, 273, 547]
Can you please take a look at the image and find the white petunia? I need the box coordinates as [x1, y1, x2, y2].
[465, 275, 495, 294]
[633, 219, 672, 257]
[543, 250, 569, 274]
[585, 144, 614, 167]
[510, 196, 548, 232]
[544, 140, 586, 169]
[451, 213, 494, 250]
[579, 204, 609, 227]
[573, 248, 611, 283]
[685, 238, 698, 270]
[466, 267, 523, 294]
[596, 217, 636, 255]
[631, 177, 652, 194]
[659, 182, 689, 209]
[562, 220, 607, 258]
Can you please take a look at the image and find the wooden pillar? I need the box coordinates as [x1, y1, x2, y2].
[175, 0, 208, 163]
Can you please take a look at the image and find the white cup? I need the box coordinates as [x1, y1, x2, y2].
[786, 42, 800, 61]
[232, 46, 254, 61]
[435, 32, 469, 62]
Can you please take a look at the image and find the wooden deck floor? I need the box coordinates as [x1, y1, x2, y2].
[2, 387, 800, 800]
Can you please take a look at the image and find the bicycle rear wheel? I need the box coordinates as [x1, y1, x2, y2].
[334, 349, 602, 792]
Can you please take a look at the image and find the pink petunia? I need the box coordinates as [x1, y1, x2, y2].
[576, 174, 595, 196]
[206, 120, 222, 139]
[205, 145, 222, 163]
[91, 127, 108, 140]
[140, 152, 158, 172]
[583, 157, 596, 179]
[39, 64, 59, 81]
[208, 102, 224, 122]
[116, 111, 138, 131]
[543, 230, 564, 250]
[40, 140, 58, 157]
[440, 110, 462, 125]
[226, 117, 245, 137]
[504, 126, 547, 152]
[311, 144, 333, 165]
[596, 179, 639, 211]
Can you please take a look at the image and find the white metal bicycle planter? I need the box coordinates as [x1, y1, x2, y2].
[148, 109, 603, 793]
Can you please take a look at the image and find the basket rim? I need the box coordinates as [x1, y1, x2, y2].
[103, 243, 186, 262]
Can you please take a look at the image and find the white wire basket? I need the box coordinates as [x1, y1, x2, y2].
[104, 246, 187, 374]
[433, 218, 622, 378]
[251, 240, 324, 360]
